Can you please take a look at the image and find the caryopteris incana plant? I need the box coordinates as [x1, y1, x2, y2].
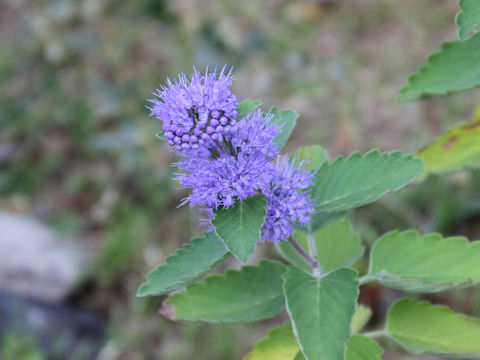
[138, 3, 480, 358]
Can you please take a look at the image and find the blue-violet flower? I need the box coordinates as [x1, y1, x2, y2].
[261, 156, 315, 243]
[149, 67, 239, 152]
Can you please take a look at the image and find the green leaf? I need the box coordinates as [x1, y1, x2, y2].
[351, 305, 372, 334]
[295, 219, 364, 273]
[269, 106, 298, 148]
[236, 99, 262, 121]
[274, 240, 312, 273]
[299, 211, 348, 234]
[417, 107, 480, 174]
[386, 298, 480, 357]
[283, 267, 359, 360]
[367, 230, 480, 292]
[244, 322, 301, 360]
[155, 132, 167, 141]
[312, 150, 424, 213]
[295, 145, 330, 171]
[456, 0, 480, 40]
[345, 335, 383, 360]
[398, 33, 480, 102]
[164, 260, 287, 323]
[276, 219, 363, 273]
[137, 232, 229, 297]
[212, 195, 267, 262]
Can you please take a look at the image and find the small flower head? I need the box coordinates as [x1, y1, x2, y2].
[149, 66, 239, 152]
[261, 156, 315, 243]
[175, 110, 281, 209]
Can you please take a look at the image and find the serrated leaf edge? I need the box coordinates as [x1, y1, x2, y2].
[397, 33, 480, 102]
[164, 259, 287, 323]
[137, 233, 229, 297]
[314, 149, 424, 213]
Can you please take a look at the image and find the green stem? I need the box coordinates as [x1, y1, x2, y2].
[288, 236, 317, 269]
[306, 233, 324, 277]
[358, 275, 374, 285]
[362, 330, 386, 338]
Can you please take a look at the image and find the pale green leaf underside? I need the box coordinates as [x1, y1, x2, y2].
[137, 232, 228, 297]
[345, 335, 384, 360]
[398, 33, 480, 102]
[312, 150, 424, 214]
[295, 219, 364, 273]
[236, 99, 262, 121]
[244, 322, 301, 360]
[165, 260, 286, 323]
[456, 0, 480, 40]
[283, 267, 359, 360]
[350, 305, 372, 334]
[368, 230, 480, 292]
[386, 298, 480, 357]
[213, 195, 267, 262]
[269, 106, 298, 148]
[417, 107, 480, 174]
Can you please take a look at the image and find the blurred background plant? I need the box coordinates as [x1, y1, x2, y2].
[1, 0, 479, 359]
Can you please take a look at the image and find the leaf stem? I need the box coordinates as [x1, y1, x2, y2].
[362, 330, 386, 338]
[288, 236, 317, 270]
[306, 233, 324, 277]
[358, 275, 374, 285]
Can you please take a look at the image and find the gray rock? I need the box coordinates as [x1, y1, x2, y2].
[0, 211, 88, 302]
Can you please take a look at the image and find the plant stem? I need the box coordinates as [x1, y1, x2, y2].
[288, 236, 317, 269]
[306, 233, 324, 277]
[362, 330, 386, 338]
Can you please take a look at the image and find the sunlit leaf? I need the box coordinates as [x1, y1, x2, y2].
[456, 0, 480, 40]
[417, 107, 480, 174]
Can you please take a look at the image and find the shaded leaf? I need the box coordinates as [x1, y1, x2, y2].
[299, 211, 348, 234]
[417, 107, 480, 174]
[236, 99, 262, 121]
[137, 232, 229, 297]
[283, 267, 359, 360]
[213, 195, 267, 262]
[155, 132, 167, 141]
[295, 219, 364, 273]
[367, 230, 480, 292]
[456, 0, 480, 40]
[386, 298, 480, 357]
[312, 150, 424, 213]
[269, 106, 298, 148]
[295, 145, 330, 171]
[164, 260, 286, 323]
[398, 33, 480, 102]
[345, 335, 383, 360]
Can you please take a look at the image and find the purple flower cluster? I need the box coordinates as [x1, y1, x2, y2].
[149, 67, 239, 152]
[261, 156, 315, 242]
[149, 67, 314, 242]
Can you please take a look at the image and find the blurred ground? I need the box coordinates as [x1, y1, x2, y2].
[1, 0, 480, 359]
